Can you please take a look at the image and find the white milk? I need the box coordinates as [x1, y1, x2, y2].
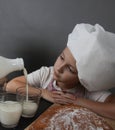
[23, 68, 29, 101]
[0, 101, 22, 128]
[22, 101, 38, 117]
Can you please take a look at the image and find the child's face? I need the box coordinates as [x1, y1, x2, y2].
[53, 47, 79, 89]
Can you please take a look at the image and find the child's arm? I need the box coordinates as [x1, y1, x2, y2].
[6, 76, 61, 102]
[6, 76, 27, 93]
[76, 95, 115, 119]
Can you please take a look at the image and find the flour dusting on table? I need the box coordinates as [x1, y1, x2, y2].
[44, 107, 111, 130]
[28, 105, 113, 130]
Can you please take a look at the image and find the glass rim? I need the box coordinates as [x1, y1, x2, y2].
[16, 86, 42, 97]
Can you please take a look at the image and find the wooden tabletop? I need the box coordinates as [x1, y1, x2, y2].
[25, 104, 115, 130]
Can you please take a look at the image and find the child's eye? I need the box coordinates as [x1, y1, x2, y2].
[60, 55, 64, 60]
[67, 66, 76, 74]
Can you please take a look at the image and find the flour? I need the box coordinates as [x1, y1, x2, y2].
[45, 107, 111, 130]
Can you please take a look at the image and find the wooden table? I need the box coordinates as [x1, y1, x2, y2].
[25, 104, 115, 130]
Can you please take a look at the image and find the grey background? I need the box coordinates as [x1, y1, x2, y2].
[0, 0, 115, 93]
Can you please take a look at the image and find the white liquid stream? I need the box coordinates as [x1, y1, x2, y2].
[23, 68, 28, 102]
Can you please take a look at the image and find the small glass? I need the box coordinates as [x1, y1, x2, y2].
[0, 93, 22, 128]
[16, 87, 41, 118]
[0, 91, 6, 123]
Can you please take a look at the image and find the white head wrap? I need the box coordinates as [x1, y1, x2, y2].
[67, 23, 115, 91]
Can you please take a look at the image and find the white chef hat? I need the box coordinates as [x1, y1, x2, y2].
[67, 23, 115, 91]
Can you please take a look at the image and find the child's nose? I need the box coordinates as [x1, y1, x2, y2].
[57, 63, 65, 73]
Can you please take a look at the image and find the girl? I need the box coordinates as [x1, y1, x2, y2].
[6, 23, 115, 119]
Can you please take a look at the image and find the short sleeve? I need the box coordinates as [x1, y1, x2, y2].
[27, 66, 53, 88]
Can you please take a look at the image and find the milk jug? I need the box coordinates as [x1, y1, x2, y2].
[0, 56, 24, 79]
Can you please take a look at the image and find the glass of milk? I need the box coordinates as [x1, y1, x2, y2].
[0, 91, 6, 123]
[0, 93, 22, 128]
[16, 87, 41, 118]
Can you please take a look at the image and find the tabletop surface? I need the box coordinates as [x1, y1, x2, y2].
[25, 104, 115, 130]
[0, 98, 53, 130]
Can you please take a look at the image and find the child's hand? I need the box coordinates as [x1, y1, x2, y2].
[41, 89, 77, 104]
[51, 91, 76, 105]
